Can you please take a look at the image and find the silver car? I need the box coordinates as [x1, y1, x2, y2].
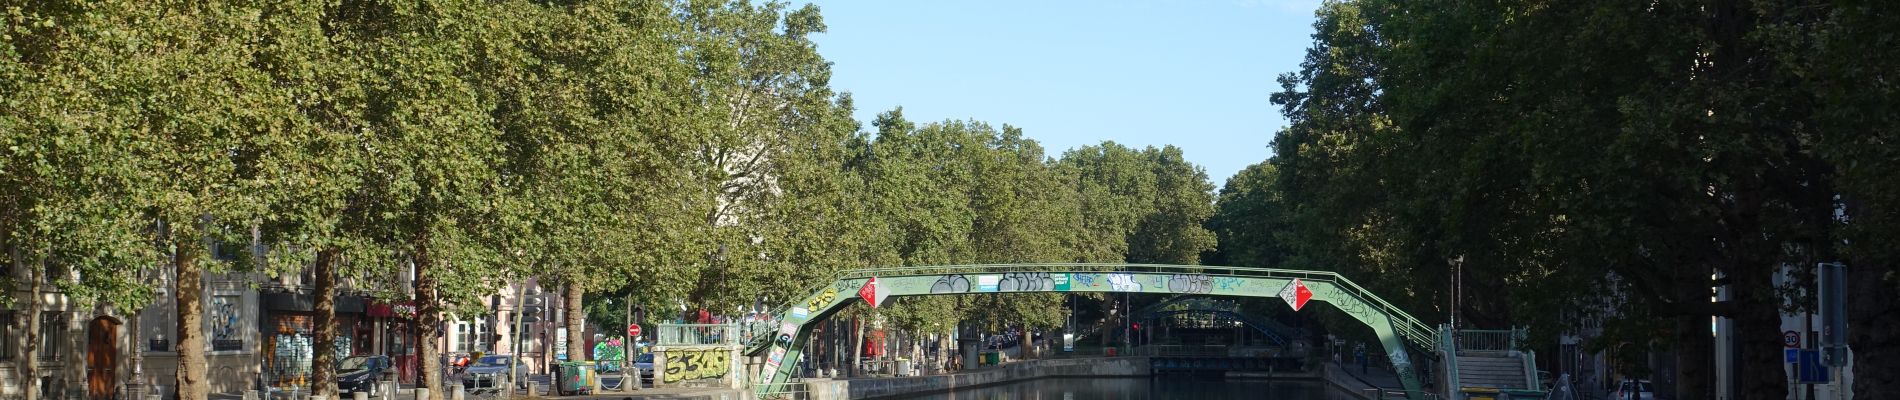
[461, 355, 528, 390]
[1614, 379, 1656, 400]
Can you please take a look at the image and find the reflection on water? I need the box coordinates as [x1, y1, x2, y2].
[906, 377, 1329, 400]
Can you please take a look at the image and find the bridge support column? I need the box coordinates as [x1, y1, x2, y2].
[1372, 317, 1426, 400]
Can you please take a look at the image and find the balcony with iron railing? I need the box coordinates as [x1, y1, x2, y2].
[657, 324, 741, 346]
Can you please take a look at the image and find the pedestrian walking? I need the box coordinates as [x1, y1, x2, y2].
[1354, 343, 1367, 374]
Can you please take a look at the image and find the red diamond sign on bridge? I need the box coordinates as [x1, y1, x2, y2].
[1279, 278, 1313, 311]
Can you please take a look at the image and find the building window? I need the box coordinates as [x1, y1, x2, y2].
[456, 319, 488, 353]
[40, 312, 62, 361]
[209, 295, 243, 351]
[0, 312, 14, 360]
[266, 315, 314, 390]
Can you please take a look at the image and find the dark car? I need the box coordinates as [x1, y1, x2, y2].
[337, 355, 393, 396]
[632, 353, 655, 384]
[461, 355, 527, 390]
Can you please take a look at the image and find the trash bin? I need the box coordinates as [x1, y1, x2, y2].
[980, 351, 1001, 365]
[896, 359, 913, 376]
[554, 361, 598, 396]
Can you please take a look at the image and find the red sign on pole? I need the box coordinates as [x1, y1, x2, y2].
[628, 323, 642, 338]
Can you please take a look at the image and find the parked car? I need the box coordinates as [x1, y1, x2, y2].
[337, 355, 394, 396]
[633, 353, 656, 384]
[1614, 379, 1656, 400]
[461, 355, 527, 390]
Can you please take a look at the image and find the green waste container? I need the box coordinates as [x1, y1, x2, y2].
[554, 361, 598, 396]
[980, 351, 1001, 366]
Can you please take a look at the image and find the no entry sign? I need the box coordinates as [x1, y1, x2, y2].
[628, 323, 642, 338]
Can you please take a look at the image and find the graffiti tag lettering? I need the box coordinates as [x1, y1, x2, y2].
[1167, 274, 1213, 294]
[998, 272, 1055, 292]
[806, 287, 838, 312]
[662, 349, 732, 383]
[929, 275, 972, 293]
[1107, 274, 1143, 292]
[1213, 277, 1244, 291]
[1072, 273, 1098, 288]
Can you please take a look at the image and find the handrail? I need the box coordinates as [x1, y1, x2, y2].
[1440, 325, 1461, 399]
[754, 263, 1441, 352]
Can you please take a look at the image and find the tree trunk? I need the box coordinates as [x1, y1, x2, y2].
[1101, 299, 1114, 352]
[1846, 201, 1900, 398]
[311, 248, 341, 399]
[1021, 329, 1035, 360]
[415, 243, 445, 400]
[936, 331, 950, 373]
[1670, 262, 1713, 400]
[852, 317, 864, 376]
[565, 280, 587, 363]
[175, 243, 209, 400]
[20, 250, 43, 400]
[1732, 262, 1789, 400]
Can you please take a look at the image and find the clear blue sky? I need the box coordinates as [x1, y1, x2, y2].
[804, 0, 1322, 187]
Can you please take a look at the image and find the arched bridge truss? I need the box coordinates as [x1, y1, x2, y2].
[745, 264, 1438, 400]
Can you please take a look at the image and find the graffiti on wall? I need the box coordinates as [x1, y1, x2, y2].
[929, 275, 972, 293]
[1107, 274, 1143, 292]
[1167, 274, 1212, 294]
[663, 349, 732, 383]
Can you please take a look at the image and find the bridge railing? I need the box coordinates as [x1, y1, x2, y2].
[1454, 329, 1521, 353]
[656, 324, 739, 346]
[760, 263, 1441, 351]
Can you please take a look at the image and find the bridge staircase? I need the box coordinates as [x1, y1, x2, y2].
[1439, 326, 1544, 399]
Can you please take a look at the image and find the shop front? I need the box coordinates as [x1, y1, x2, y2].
[368, 301, 420, 384]
[260, 291, 371, 394]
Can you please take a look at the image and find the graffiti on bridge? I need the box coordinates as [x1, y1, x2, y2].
[1108, 274, 1143, 292]
[1214, 277, 1244, 291]
[663, 349, 732, 383]
[1167, 274, 1212, 294]
[805, 287, 838, 312]
[998, 272, 1055, 292]
[930, 275, 972, 293]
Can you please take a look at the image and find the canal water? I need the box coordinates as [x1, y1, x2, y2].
[907, 377, 1337, 400]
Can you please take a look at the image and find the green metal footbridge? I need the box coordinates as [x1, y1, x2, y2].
[743, 263, 1442, 399]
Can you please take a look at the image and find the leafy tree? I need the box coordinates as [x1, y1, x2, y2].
[1205, 163, 1287, 268]
[1, 5, 173, 400]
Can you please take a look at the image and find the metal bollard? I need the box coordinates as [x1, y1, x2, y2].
[526, 382, 539, 397]
[449, 384, 465, 400]
[412, 388, 428, 400]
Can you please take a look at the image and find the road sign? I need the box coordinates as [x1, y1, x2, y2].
[627, 323, 642, 338]
[1279, 278, 1313, 311]
[859, 277, 890, 308]
[1798, 349, 1831, 383]
[1784, 330, 1800, 348]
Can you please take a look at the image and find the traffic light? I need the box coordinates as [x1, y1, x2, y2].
[521, 296, 544, 323]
